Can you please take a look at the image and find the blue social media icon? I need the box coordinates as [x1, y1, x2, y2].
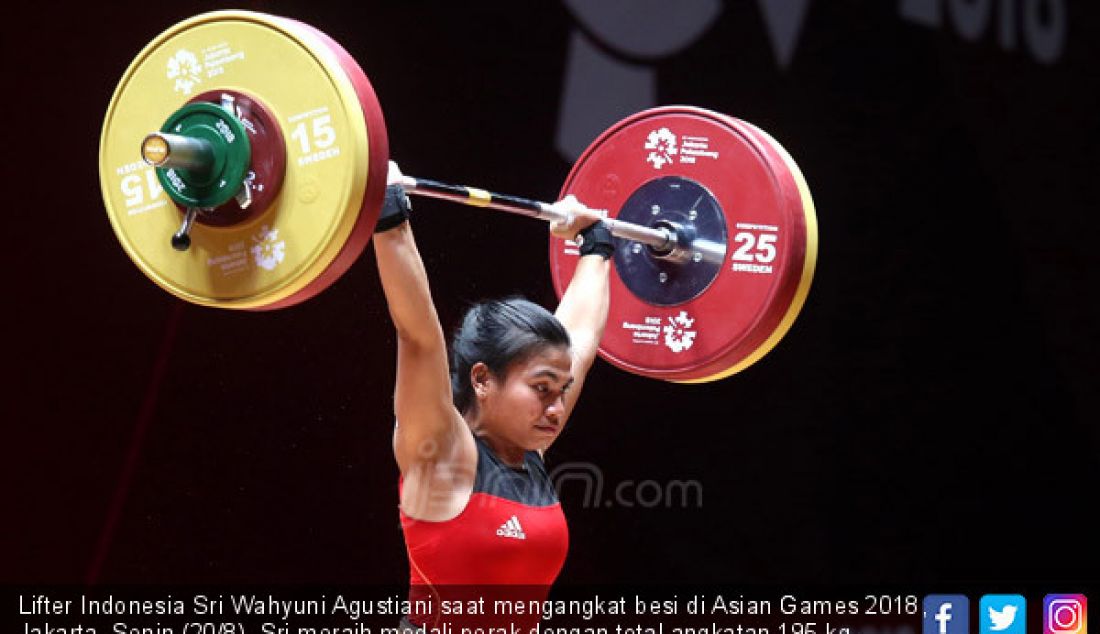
[981, 595, 1026, 634]
[925, 595, 971, 634]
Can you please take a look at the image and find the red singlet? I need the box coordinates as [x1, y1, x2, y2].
[399, 436, 568, 627]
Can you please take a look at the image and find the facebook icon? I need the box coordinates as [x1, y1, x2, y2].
[924, 595, 971, 634]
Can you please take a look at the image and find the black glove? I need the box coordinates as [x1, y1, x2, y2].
[577, 220, 614, 259]
[376, 184, 411, 232]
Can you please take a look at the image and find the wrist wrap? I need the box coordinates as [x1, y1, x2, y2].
[376, 184, 411, 232]
[577, 221, 614, 259]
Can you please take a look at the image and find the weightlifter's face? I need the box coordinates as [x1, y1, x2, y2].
[480, 344, 574, 453]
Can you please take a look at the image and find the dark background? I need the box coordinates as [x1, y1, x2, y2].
[5, 0, 1098, 591]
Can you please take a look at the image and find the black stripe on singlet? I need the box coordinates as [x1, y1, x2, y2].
[472, 436, 559, 506]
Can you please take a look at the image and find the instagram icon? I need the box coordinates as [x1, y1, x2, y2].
[1045, 595, 1087, 634]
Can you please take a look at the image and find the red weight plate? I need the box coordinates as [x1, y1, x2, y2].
[261, 17, 389, 310]
[549, 106, 816, 381]
[183, 89, 286, 227]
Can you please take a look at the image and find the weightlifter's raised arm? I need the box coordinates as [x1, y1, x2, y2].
[371, 161, 467, 476]
[548, 199, 612, 421]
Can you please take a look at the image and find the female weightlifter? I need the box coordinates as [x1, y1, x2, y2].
[372, 161, 613, 630]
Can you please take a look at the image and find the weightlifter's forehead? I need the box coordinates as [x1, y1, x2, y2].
[515, 348, 574, 383]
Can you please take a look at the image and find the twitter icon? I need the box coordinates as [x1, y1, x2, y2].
[981, 595, 1027, 634]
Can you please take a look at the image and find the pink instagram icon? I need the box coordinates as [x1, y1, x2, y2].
[1045, 595, 1087, 634]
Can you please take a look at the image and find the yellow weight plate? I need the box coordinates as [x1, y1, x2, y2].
[99, 10, 379, 309]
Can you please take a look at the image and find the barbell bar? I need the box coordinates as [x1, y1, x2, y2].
[139, 128, 725, 266]
[398, 176, 728, 267]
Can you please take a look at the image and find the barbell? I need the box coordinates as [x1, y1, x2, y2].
[98, 10, 818, 383]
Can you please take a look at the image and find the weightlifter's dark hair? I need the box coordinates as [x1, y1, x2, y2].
[450, 295, 571, 414]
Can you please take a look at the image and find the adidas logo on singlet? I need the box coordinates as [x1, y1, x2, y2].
[495, 515, 526, 540]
